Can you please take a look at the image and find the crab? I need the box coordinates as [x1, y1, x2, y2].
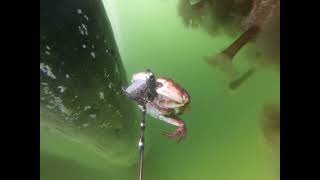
[123, 70, 190, 142]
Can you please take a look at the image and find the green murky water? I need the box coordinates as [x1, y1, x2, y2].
[40, 0, 280, 180]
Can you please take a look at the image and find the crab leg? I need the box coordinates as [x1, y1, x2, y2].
[144, 102, 187, 142]
[158, 115, 187, 142]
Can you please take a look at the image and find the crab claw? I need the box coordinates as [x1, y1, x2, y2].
[162, 125, 187, 143]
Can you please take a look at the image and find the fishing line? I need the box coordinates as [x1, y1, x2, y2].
[138, 104, 146, 180]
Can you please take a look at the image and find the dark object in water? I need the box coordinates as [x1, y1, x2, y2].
[261, 103, 280, 148]
[229, 68, 255, 89]
[181, 0, 279, 89]
[178, 0, 252, 34]
[254, 2, 280, 61]
[40, 0, 138, 166]
[221, 26, 260, 61]
[244, 0, 280, 30]
[215, 0, 280, 61]
[217, 0, 280, 60]
[212, 0, 280, 60]
[204, 25, 260, 76]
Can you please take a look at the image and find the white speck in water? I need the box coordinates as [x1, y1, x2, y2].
[46, 69, 56, 79]
[40, 63, 56, 79]
[40, 63, 45, 70]
[114, 64, 119, 74]
[59, 105, 70, 115]
[99, 123, 108, 128]
[80, 24, 88, 35]
[91, 52, 95, 59]
[46, 105, 54, 109]
[78, 25, 87, 35]
[82, 44, 86, 48]
[84, 15, 89, 20]
[81, 24, 86, 30]
[104, 40, 106, 43]
[79, 26, 84, 35]
[108, 104, 112, 108]
[92, 44, 94, 48]
[66, 74, 70, 79]
[43, 86, 50, 95]
[64, 116, 70, 121]
[99, 92, 104, 99]
[116, 92, 120, 95]
[46, 45, 51, 50]
[84, 105, 91, 111]
[58, 86, 67, 93]
[82, 123, 89, 128]
[77, 9, 82, 14]
[89, 114, 96, 119]
[54, 96, 62, 103]
[41, 82, 48, 86]
[75, 95, 78, 98]
[45, 51, 51, 55]
[50, 96, 71, 116]
[41, 97, 45, 101]
[106, 49, 109, 53]
[108, 83, 112, 89]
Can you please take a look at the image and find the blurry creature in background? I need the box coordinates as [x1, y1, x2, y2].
[261, 103, 280, 178]
[178, 0, 252, 33]
[123, 70, 191, 142]
[178, 0, 280, 89]
[261, 103, 280, 151]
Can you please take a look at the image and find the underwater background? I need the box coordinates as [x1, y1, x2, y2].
[40, 0, 280, 180]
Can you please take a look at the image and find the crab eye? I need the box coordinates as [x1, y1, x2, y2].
[182, 90, 190, 103]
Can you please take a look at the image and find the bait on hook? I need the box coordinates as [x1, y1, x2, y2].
[122, 69, 191, 180]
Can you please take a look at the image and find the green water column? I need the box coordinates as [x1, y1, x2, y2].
[40, 0, 138, 166]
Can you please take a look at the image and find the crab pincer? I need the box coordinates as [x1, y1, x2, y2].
[162, 123, 187, 143]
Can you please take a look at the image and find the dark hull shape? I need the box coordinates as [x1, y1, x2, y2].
[40, 0, 138, 165]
